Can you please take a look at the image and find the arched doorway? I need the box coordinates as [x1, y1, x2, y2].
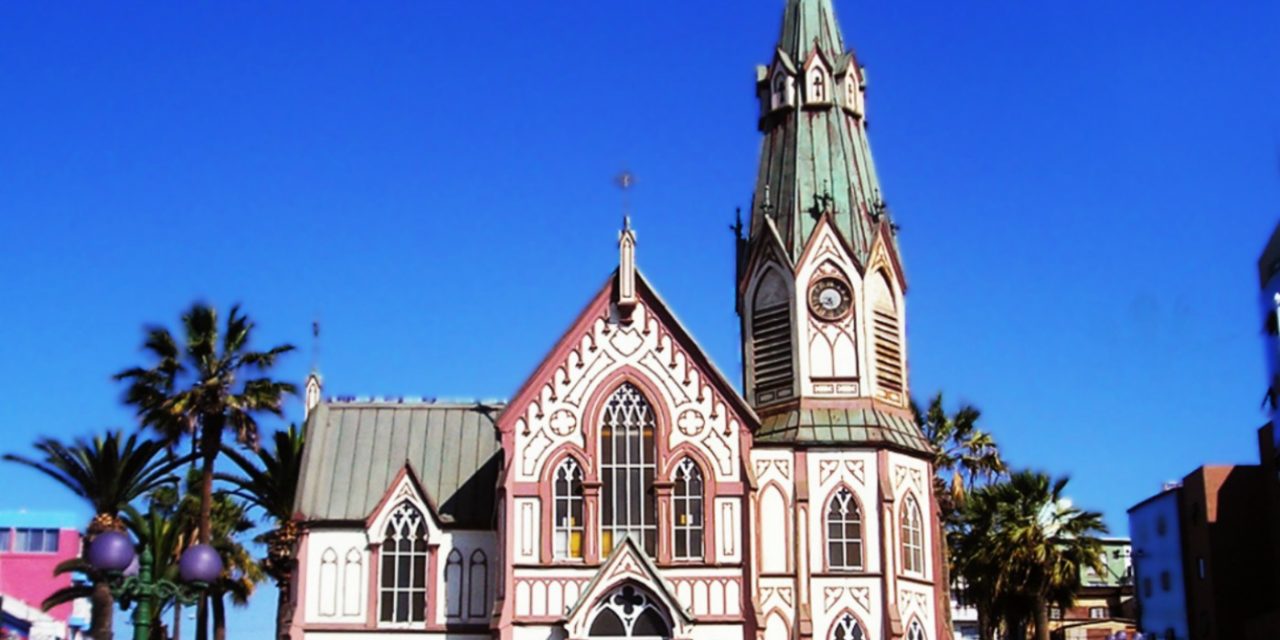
[586, 584, 672, 640]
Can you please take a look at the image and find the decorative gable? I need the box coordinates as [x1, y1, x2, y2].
[562, 537, 693, 638]
[499, 272, 755, 486]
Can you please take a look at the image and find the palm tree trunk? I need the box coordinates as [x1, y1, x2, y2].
[1032, 596, 1050, 640]
[90, 579, 114, 640]
[212, 592, 227, 640]
[277, 570, 293, 640]
[199, 422, 219, 544]
[173, 602, 182, 640]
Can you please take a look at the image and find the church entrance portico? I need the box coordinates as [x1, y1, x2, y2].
[585, 584, 674, 640]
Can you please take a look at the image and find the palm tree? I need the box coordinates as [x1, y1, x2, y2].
[912, 393, 1006, 517]
[912, 393, 1006, 635]
[218, 424, 305, 640]
[5, 431, 183, 640]
[954, 471, 1108, 640]
[116, 304, 294, 639]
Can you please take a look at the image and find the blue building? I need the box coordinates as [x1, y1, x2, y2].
[1128, 485, 1189, 640]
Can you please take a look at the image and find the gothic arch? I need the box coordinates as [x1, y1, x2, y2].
[825, 609, 869, 640]
[905, 616, 928, 640]
[822, 483, 866, 572]
[319, 547, 338, 617]
[445, 548, 465, 619]
[899, 491, 926, 576]
[584, 582, 675, 638]
[587, 377, 666, 558]
[763, 609, 791, 640]
[468, 549, 489, 619]
[757, 481, 791, 574]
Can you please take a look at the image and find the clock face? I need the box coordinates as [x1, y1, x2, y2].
[809, 277, 852, 321]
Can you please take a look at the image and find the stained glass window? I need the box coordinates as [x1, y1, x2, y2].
[600, 384, 657, 556]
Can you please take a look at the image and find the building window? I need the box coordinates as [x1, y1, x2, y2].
[1197, 557, 1206, 579]
[901, 495, 924, 574]
[1089, 607, 1108, 619]
[0, 528, 11, 552]
[1156, 515, 1167, 536]
[672, 458, 704, 561]
[379, 502, 429, 624]
[14, 528, 58, 553]
[553, 458, 585, 559]
[1160, 570, 1171, 592]
[600, 383, 657, 556]
[826, 487, 863, 571]
[906, 619, 925, 640]
[1143, 577, 1153, 598]
[808, 68, 828, 103]
[831, 612, 865, 640]
[1049, 607, 1062, 620]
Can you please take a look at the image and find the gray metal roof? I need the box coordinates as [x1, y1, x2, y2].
[754, 406, 932, 454]
[295, 401, 504, 528]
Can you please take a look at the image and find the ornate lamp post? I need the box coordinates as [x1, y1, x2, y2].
[87, 531, 224, 640]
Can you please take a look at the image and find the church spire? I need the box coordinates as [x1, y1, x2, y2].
[748, 0, 888, 264]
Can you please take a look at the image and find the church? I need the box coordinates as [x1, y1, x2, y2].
[289, 1, 946, 639]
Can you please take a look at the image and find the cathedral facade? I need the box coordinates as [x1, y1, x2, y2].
[288, 2, 946, 639]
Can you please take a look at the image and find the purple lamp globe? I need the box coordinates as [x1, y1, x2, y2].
[87, 531, 136, 573]
[179, 544, 223, 584]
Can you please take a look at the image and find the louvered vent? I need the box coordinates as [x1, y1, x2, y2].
[873, 308, 904, 393]
[752, 302, 794, 401]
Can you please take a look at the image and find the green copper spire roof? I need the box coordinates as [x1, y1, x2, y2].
[779, 0, 844, 62]
[751, 0, 888, 263]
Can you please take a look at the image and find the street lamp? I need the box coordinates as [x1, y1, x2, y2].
[87, 531, 224, 640]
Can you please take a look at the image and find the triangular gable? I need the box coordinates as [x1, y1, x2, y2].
[364, 463, 444, 539]
[865, 220, 908, 293]
[563, 536, 693, 637]
[498, 269, 758, 440]
[793, 211, 866, 279]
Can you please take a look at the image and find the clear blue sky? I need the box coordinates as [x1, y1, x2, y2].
[1, 1, 1277, 636]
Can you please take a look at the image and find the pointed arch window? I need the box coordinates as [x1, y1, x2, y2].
[809, 68, 828, 103]
[588, 584, 672, 638]
[831, 613, 865, 640]
[826, 488, 863, 571]
[907, 619, 926, 640]
[901, 494, 925, 574]
[771, 72, 790, 111]
[600, 383, 657, 556]
[553, 458, 585, 559]
[379, 501, 429, 624]
[672, 458, 704, 561]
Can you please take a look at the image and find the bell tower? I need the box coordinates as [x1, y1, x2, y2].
[738, 0, 919, 446]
